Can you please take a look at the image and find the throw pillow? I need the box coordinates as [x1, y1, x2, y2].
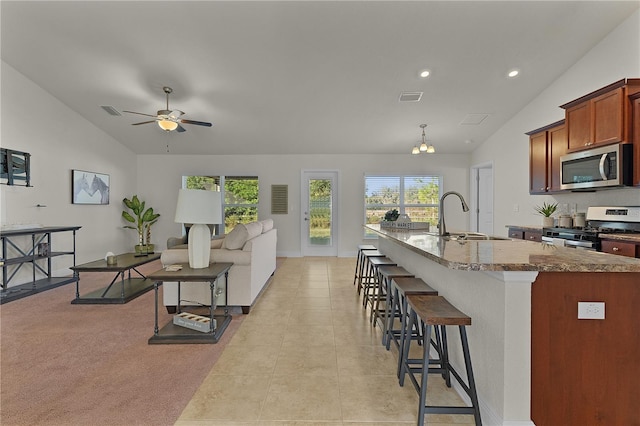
[260, 218, 274, 232]
[223, 224, 249, 250]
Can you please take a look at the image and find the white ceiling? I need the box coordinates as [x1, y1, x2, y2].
[2, 1, 638, 155]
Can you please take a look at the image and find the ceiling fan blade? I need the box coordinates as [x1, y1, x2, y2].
[131, 120, 156, 126]
[169, 110, 185, 119]
[180, 119, 213, 127]
[176, 124, 186, 133]
[122, 110, 157, 118]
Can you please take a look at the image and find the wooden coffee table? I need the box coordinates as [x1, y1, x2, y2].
[71, 252, 161, 304]
[148, 262, 233, 344]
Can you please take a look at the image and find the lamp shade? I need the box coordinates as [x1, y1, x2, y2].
[174, 189, 222, 225]
[174, 189, 222, 269]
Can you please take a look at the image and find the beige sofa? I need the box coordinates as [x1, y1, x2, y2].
[160, 219, 277, 314]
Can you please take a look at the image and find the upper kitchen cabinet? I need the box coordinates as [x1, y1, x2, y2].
[632, 94, 640, 186]
[560, 79, 640, 152]
[527, 120, 566, 194]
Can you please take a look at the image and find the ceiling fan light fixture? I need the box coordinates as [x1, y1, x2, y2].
[158, 119, 178, 131]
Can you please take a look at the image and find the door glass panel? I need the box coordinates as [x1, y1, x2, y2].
[308, 179, 332, 246]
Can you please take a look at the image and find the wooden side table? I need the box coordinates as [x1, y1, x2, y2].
[148, 262, 232, 344]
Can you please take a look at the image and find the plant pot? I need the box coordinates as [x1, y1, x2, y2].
[135, 244, 154, 254]
[542, 217, 554, 227]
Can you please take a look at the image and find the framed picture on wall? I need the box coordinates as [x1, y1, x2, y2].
[72, 169, 110, 205]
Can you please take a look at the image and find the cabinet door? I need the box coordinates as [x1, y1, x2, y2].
[566, 102, 591, 150]
[601, 240, 637, 258]
[633, 96, 640, 186]
[592, 87, 624, 146]
[548, 124, 567, 192]
[529, 132, 548, 194]
[508, 228, 524, 239]
[524, 230, 542, 242]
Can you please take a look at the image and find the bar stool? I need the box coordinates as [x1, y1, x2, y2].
[372, 265, 414, 345]
[353, 244, 377, 288]
[357, 250, 386, 296]
[362, 256, 396, 311]
[399, 294, 482, 426]
[387, 277, 438, 376]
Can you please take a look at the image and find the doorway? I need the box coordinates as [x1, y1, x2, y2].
[301, 170, 339, 256]
[470, 162, 494, 235]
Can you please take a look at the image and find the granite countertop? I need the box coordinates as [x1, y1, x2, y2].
[599, 233, 640, 243]
[367, 225, 640, 273]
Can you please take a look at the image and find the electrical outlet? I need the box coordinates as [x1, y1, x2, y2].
[578, 302, 605, 320]
[513, 204, 519, 212]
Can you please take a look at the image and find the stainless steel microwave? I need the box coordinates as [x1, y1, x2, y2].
[560, 144, 633, 190]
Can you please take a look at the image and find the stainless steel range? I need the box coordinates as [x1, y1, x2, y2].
[542, 206, 640, 251]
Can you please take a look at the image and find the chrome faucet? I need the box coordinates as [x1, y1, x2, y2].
[438, 191, 470, 236]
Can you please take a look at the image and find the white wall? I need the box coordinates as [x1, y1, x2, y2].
[136, 153, 471, 257]
[1, 62, 138, 284]
[472, 9, 640, 234]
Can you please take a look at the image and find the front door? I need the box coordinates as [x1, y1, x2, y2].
[301, 170, 338, 256]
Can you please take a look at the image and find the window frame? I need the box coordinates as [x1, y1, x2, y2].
[364, 174, 442, 238]
[182, 175, 259, 234]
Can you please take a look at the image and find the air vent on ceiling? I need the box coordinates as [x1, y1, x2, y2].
[399, 92, 423, 102]
[460, 113, 489, 125]
[271, 185, 288, 214]
[100, 105, 122, 116]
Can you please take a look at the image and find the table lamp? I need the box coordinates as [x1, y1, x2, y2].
[174, 189, 222, 268]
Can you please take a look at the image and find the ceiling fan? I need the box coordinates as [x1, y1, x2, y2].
[123, 86, 213, 132]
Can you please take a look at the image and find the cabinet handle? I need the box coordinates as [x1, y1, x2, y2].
[540, 187, 545, 191]
[613, 247, 620, 252]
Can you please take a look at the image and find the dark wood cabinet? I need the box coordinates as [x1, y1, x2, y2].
[527, 120, 566, 194]
[601, 239, 639, 258]
[632, 95, 640, 186]
[508, 227, 542, 242]
[561, 79, 640, 152]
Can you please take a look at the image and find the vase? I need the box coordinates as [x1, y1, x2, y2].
[542, 217, 554, 228]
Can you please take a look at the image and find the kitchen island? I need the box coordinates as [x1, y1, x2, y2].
[366, 224, 640, 426]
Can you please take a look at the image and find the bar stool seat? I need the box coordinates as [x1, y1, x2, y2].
[357, 250, 386, 296]
[362, 256, 396, 310]
[353, 244, 377, 288]
[388, 277, 438, 377]
[399, 295, 482, 426]
[372, 265, 414, 344]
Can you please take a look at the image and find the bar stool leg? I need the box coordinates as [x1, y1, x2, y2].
[417, 322, 433, 426]
[460, 325, 482, 426]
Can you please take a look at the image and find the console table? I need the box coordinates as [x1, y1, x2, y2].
[1, 226, 80, 304]
[71, 252, 161, 304]
[148, 262, 232, 344]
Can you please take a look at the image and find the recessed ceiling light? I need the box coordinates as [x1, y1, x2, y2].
[507, 69, 520, 78]
[420, 70, 431, 78]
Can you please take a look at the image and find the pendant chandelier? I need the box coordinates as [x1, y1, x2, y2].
[411, 124, 435, 154]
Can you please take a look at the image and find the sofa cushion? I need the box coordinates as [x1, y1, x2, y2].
[223, 224, 249, 250]
[222, 221, 264, 250]
[245, 221, 263, 239]
[260, 218, 274, 232]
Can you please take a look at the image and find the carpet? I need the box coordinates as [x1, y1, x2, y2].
[0, 260, 244, 426]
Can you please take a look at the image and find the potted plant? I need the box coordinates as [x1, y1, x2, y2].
[122, 195, 160, 253]
[534, 202, 557, 227]
[384, 209, 400, 222]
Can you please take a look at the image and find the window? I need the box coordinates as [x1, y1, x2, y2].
[364, 175, 441, 237]
[184, 175, 259, 234]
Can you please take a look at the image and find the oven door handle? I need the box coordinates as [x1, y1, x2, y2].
[599, 153, 609, 180]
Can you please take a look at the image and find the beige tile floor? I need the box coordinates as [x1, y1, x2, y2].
[176, 257, 475, 426]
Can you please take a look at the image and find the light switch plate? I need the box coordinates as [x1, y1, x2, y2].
[578, 302, 605, 320]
